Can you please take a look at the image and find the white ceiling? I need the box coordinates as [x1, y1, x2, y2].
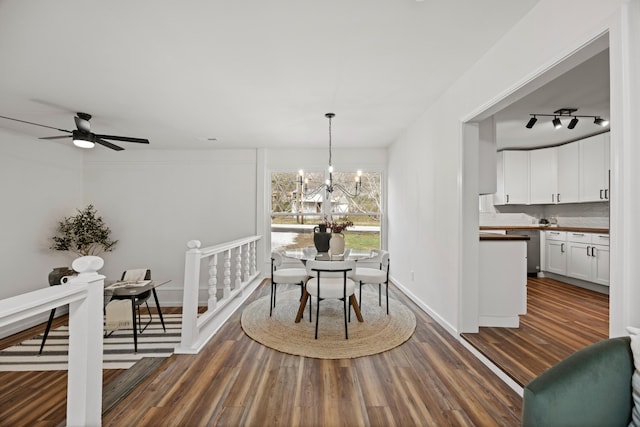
[0, 0, 541, 151]
[494, 49, 610, 150]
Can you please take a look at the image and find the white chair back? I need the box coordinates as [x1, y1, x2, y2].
[306, 260, 356, 278]
[271, 251, 284, 269]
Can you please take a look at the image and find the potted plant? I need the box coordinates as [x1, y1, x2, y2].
[48, 204, 118, 285]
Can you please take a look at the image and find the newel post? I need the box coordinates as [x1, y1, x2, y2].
[181, 240, 202, 349]
[66, 256, 105, 427]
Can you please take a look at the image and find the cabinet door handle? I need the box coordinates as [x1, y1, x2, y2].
[600, 189, 604, 200]
[557, 193, 561, 203]
[605, 189, 609, 199]
[552, 194, 555, 203]
[572, 233, 585, 236]
[591, 247, 597, 257]
[506, 194, 509, 203]
[586, 246, 591, 256]
[561, 243, 565, 253]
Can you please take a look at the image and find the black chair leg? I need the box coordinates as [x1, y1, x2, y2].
[269, 281, 274, 317]
[343, 295, 349, 339]
[379, 283, 382, 306]
[39, 308, 56, 354]
[315, 297, 320, 339]
[386, 282, 389, 315]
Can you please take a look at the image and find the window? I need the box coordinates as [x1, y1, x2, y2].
[271, 170, 382, 252]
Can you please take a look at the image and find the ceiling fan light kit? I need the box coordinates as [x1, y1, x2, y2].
[525, 108, 608, 130]
[0, 112, 149, 151]
[72, 131, 95, 149]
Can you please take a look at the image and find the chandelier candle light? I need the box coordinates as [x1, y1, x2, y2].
[297, 113, 362, 198]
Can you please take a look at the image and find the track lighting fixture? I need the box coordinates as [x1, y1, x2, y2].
[567, 117, 579, 129]
[525, 108, 609, 130]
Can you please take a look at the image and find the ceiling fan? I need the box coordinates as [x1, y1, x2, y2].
[0, 112, 149, 151]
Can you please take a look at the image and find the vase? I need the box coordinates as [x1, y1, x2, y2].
[329, 232, 345, 256]
[313, 225, 331, 253]
[48, 267, 74, 286]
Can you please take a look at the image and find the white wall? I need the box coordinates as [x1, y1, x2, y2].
[388, 0, 634, 335]
[0, 130, 84, 336]
[83, 149, 258, 304]
[0, 130, 84, 300]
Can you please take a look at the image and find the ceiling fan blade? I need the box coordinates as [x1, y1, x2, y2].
[39, 135, 72, 140]
[94, 137, 124, 151]
[95, 134, 149, 144]
[0, 115, 72, 133]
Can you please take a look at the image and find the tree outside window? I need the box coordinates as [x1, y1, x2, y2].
[271, 171, 381, 251]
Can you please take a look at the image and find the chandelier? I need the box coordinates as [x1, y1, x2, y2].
[297, 113, 362, 198]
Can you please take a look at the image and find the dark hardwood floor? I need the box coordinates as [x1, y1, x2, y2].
[0, 281, 523, 427]
[462, 276, 609, 387]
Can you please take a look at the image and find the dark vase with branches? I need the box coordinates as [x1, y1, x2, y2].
[48, 205, 118, 285]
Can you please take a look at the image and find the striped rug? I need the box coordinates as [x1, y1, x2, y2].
[0, 314, 182, 371]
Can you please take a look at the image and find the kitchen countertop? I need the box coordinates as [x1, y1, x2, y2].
[479, 233, 530, 241]
[480, 225, 609, 234]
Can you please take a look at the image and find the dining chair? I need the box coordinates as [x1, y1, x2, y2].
[110, 268, 152, 332]
[270, 252, 308, 317]
[305, 260, 357, 339]
[354, 250, 390, 314]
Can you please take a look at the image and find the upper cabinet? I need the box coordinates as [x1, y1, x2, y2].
[580, 133, 610, 202]
[557, 141, 580, 203]
[495, 150, 529, 204]
[494, 132, 609, 205]
[529, 147, 558, 204]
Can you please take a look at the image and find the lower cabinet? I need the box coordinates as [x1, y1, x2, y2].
[544, 231, 610, 286]
[545, 231, 567, 275]
[546, 240, 567, 275]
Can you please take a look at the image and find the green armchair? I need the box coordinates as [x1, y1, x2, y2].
[522, 336, 634, 427]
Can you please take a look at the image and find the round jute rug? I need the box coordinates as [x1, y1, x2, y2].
[241, 290, 416, 359]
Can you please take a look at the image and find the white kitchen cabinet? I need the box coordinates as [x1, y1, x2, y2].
[565, 233, 610, 286]
[495, 150, 529, 205]
[566, 241, 592, 281]
[545, 231, 567, 275]
[591, 244, 610, 286]
[557, 141, 580, 203]
[529, 147, 558, 204]
[580, 133, 610, 202]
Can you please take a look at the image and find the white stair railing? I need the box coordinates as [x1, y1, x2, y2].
[0, 256, 105, 427]
[176, 235, 262, 354]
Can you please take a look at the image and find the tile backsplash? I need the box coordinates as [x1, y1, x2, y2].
[479, 200, 609, 228]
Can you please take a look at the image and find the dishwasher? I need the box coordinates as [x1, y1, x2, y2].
[505, 229, 540, 276]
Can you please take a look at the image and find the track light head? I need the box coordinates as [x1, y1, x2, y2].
[567, 117, 579, 129]
[594, 117, 609, 126]
[552, 117, 562, 129]
[525, 116, 537, 129]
